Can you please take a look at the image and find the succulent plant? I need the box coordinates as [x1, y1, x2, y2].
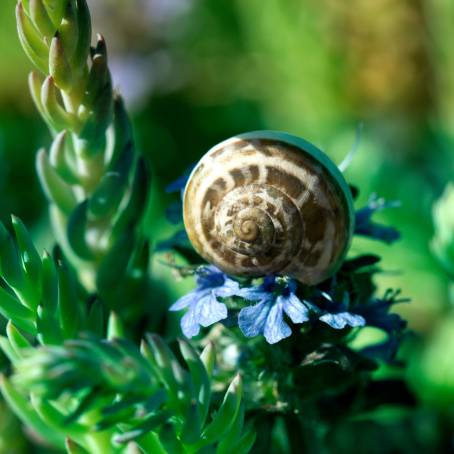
[16, 0, 151, 317]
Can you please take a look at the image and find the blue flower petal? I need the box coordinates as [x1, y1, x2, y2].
[263, 301, 291, 344]
[238, 301, 270, 338]
[319, 312, 366, 329]
[234, 286, 273, 303]
[280, 294, 310, 324]
[195, 293, 228, 327]
[215, 279, 242, 297]
[181, 307, 201, 338]
[169, 290, 205, 311]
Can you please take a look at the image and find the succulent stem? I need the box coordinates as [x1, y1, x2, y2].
[15, 0, 152, 321]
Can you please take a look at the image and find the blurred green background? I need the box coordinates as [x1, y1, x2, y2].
[0, 0, 453, 451]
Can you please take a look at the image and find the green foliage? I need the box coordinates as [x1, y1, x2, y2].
[6, 335, 253, 453]
[0, 214, 254, 452]
[16, 0, 151, 315]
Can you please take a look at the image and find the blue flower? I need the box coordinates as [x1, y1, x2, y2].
[314, 292, 366, 330]
[355, 194, 400, 244]
[237, 277, 310, 344]
[319, 312, 365, 329]
[354, 290, 408, 334]
[169, 266, 241, 338]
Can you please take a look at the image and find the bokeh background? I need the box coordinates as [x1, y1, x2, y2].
[0, 0, 453, 452]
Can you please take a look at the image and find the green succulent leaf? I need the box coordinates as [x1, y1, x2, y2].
[16, 3, 49, 73]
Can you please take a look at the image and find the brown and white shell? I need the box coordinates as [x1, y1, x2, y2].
[183, 131, 355, 286]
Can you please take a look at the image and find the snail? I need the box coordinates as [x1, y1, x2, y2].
[183, 131, 355, 286]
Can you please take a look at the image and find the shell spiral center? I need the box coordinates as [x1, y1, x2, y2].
[215, 184, 302, 265]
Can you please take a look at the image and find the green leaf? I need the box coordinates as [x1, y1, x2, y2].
[6, 322, 32, 357]
[0, 222, 25, 291]
[109, 96, 133, 169]
[112, 158, 150, 239]
[30, 393, 87, 436]
[79, 80, 113, 146]
[230, 425, 256, 454]
[37, 148, 78, 215]
[65, 438, 90, 454]
[49, 33, 73, 90]
[42, 0, 66, 28]
[66, 201, 93, 260]
[38, 252, 62, 344]
[216, 403, 245, 454]
[37, 304, 62, 345]
[49, 130, 77, 184]
[102, 395, 152, 417]
[64, 387, 101, 424]
[107, 312, 124, 340]
[29, 0, 56, 38]
[200, 342, 216, 378]
[0, 375, 66, 448]
[88, 172, 127, 219]
[73, 0, 91, 72]
[0, 286, 36, 335]
[57, 259, 80, 339]
[94, 405, 136, 431]
[86, 299, 105, 338]
[158, 423, 185, 454]
[135, 432, 169, 454]
[16, 3, 48, 74]
[28, 71, 55, 130]
[178, 339, 211, 425]
[110, 140, 134, 181]
[59, 0, 79, 59]
[83, 48, 110, 107]
[96, 230, 136, 292]
[127, 240, 150, 282]
[11, 216, 42, 290]
[0, 337, 20, 363]
[202, 375, 243, 444]
[40, 76, 78, 131]
[145, 335, 191, 403]
[113, 410, 171, 444]
[41, 251, 58, 314]
[179, 399, 201, 445]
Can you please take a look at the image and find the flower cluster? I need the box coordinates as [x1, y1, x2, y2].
[170, 267, 366, 344]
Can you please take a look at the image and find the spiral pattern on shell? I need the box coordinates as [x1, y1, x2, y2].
[183, 131, 355, 286]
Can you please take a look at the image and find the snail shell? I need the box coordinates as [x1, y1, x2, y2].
[183, 131, 355, 286]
